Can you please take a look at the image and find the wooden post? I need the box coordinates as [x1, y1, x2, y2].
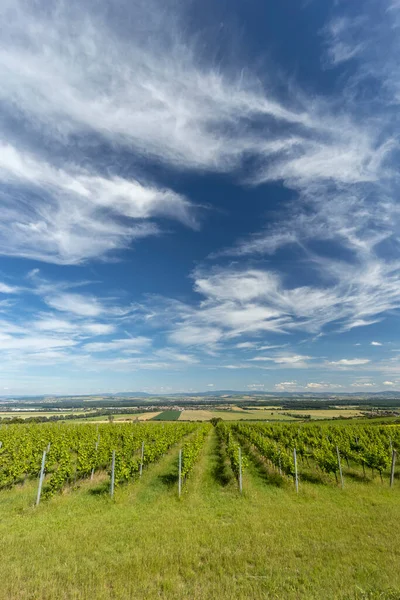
[36, 450, 47, 506]
[390, 450, 397, 488]
[293, 447, 299, 494]
[91, 435, 100, 481]
[178, 449, 182, 498]
[110, 450, 116, 499]
[278, 452, 282, 476]
[139, 441, 144, 477]
[238, 447, 243, 493]
[336, 446, 344, 489]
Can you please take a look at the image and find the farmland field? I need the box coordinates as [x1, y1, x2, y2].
[178, 407, 363, 421]
[0, 420, 399, 599]
[151, 410, 181, 420]
[75, 411, 162, 422]
[0, 410, 94, 419]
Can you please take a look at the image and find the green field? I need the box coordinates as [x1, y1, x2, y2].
[0, 422, 399, 599]
[151, 410, 181, 420]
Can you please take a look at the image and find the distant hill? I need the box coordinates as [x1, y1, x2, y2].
[1, 390, 400, 401]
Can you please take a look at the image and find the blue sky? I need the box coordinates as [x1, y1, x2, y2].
[0, 0, 400, 394]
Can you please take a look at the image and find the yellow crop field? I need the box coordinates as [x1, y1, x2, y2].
[179, 410, 214, 421]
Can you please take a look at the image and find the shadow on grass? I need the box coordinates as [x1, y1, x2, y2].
[88, 480, 110, 496]
[210, 433, 235, 487]
[159, 471, 179, 488]
[299, 471, 325, 485]
[213, 455, 234, 487]
[345, 471, 371, 483]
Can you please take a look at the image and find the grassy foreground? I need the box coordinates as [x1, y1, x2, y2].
[0, 429, 399, 599]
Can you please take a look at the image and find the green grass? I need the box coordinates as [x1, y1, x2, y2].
[151, 410, 181, 421]
[0, 428, 400, 599]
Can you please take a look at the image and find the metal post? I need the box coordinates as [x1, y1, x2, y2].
[178, 449, 182, 498]
[110, 450, 116, 498]
[336, 446, 344, 489]
[293, 447, 299, 494]
[36, 450, 47, 506]
[390, 450, 397, 488]
[140, 441, 144, 477]
[238, 447, 243, 493]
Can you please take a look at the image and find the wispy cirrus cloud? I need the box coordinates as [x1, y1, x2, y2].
[150, 264, 400, 348]
[209, 3, 400, 340]
[0, 0, 399, 392]
[1, 0, 394, 269]
[0, 143, 197, 264]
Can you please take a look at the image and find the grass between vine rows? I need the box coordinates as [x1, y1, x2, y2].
[0, 428, 399, 599]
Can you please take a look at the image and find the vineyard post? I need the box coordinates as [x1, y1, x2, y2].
[36, 450, 47, 506]
[238, 447, 243, 493]
[140, 441, 145, 477]
[293, 447, 299, 494]
[91, 435, 100, 481]
[390, 450, 397, 488]
[178, 449, 182, 498]
[110, 450, 116, 499]
[336, 446, 344, 489]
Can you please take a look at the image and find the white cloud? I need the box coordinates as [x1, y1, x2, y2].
[330, 359, 370, 366]
[0, 332, 76, 352]
[259, 345, 286, 351]
[45, 293, 105, 317]
[351, 382, 375, 387]
[154, 348, 198, 364]
[0, 0, 395, 271]
[275, 381, 297, 391]
[169, 325, 222, 347]
[235, 342, 257, 349]
[371, 341, 382, 346]
[306, 382, 329, 389]
[0, 143, 196, 264]
[249, 354, 312, 365]
[0, 0, 312, 173]
[83, 337, 151, 354]
[0, 282, 19, 294]
[83, 323, 115, 336]
[33, 316, 115, 336]
[159, 264, 396, 346]
[383, 381, 395, 386]
[323, 17, 366, 66]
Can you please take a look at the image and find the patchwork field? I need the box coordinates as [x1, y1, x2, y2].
[291, 409, 363, 419]
[75, 411, 162, 422]
[179, 407, 363, 421]
[0, 410, 92, 419]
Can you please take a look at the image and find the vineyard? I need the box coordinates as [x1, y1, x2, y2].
[1, 419, 400, 599]
[0, 420, 399, 503]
